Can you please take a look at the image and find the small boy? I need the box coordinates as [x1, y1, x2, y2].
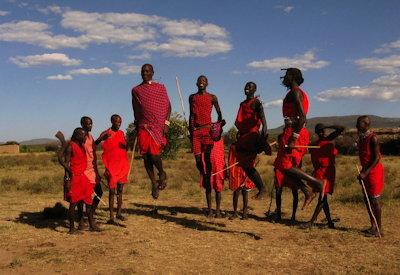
[59, 128, 100, 234]
[308, 123, 344, 228]
[357, 116, 384, 237]
[97, 114, 130, 225]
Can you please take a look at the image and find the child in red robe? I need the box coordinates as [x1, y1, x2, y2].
[357, 116, 384, 237]
[97, 114, 130, 224]
[228, 143, 256, 220]
[59, 128, 99, 234]
[308, 123, 344, 228]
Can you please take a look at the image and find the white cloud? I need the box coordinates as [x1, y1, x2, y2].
[0, 9, 232, 57]
[354, 55, 400, 73]
[0, 21, 90, 49]
[263, 99, 283, 108]
[140, 38, 232, 57]
[374, 39, 400, 54]
[316, 74, 400, 102]
[161, 20, 227, 38]
[37, 5, 63, 15]
[0, 10, 10, 16]
[117, 64, 141, 75]
[68, 67, 112, 75]
[128, 53, 151, 60]
[9, 53, 81, 68]
[275, 5, 294, 13]
[47, 74, 72, 80]
[247, 51, 329, 71]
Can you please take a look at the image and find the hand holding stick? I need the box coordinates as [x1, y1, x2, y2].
[356, 165, 382, 238]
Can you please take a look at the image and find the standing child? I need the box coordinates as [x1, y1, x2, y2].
[228, 143, 256, 220]
[356, 116, 384, 237]
[308, 123, 344, 228]
[97, 114, 130, 225]
[59, 128, 99, 234]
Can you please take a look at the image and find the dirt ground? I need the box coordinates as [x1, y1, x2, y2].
[0, 187, 399, 274]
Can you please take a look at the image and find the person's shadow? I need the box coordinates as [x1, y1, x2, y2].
[125, 203, 262, 240]
[14, 202, 68, 232]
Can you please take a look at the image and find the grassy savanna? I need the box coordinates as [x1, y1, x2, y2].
[0, 150, 399, 274]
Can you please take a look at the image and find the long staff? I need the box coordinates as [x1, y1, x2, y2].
[175, 76, 190, 135]
[356, 165, 382, 238]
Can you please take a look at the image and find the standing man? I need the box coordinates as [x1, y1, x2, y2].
[189, 75, 223, 217]
[357, 116, 384, 237]
[132, 64, 171, 199]
[234, 81, 271, 200]
[273, 68, 324, 210]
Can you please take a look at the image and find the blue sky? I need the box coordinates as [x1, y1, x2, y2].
[1, 0, 399, 142]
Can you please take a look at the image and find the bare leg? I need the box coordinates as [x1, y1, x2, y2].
[205, 189, 212, 217]
[285, 167, 323, 209]
[307, 193, 325, 228]
[116, 183, 125, 221]
[77, 202, 85, 230]
[107, 188, 116, 223]
[87, 204, 100, 231]
[92, 182, 103, 215]
[322, 196, 334, 228]
[144, 154, 158, 199]
[150, 154, 167, 190]
[215, 191, 222, 218]
[230, 190, 240, 220]
[370, 197, 383, 237]
[68, 202, 77, 234]
[243, 167, 267, 200]
[242, 189, 249, 220]
[275, 187, 282, 222]
[290, 189, 298, 225]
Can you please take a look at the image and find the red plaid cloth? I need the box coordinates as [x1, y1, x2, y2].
[200, 139, 225, 192]
[132, 82, 170, 147]
[190, 92, 213, 128]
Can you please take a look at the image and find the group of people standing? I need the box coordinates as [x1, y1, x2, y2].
[58, 64, 385, 238]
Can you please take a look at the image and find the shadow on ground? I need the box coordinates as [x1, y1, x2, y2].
[14, 202, 68, 232]
[125, 203, 262, 240]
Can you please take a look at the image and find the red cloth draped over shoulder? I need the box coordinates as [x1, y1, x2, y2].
[132, 82, 170, 147]
[235, 97, 262, 134]
[358, 132, 384, 197]
[228, 144, 255, 191]
[282, 87, 309, 118]
[190, 92, 213, 127]
[200, 139, 225, 192]
[83, 133, 96, 184]
[68, 141, 93, 205]
[310, 140, 338, 195]
[102, 129, 130, 189]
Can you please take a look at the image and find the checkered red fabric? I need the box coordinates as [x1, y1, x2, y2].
[190, 92, 213, 128]
[200, 139, 225, 192]
[132, 82, 170, 147]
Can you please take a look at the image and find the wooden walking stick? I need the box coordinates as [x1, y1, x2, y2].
[127, 136, 137, 184]
[356, 165, 382, 238]
[284, 145, 320, 149]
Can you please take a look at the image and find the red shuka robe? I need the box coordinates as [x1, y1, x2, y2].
[358, 132, 384, 197]
[310, 139, 338, 195]
[101, 129, 130, 189]
[68, 141, 93, 205]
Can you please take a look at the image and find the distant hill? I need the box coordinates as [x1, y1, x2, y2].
[19, 138, 58, 146]
[270, 115, 400, 134]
